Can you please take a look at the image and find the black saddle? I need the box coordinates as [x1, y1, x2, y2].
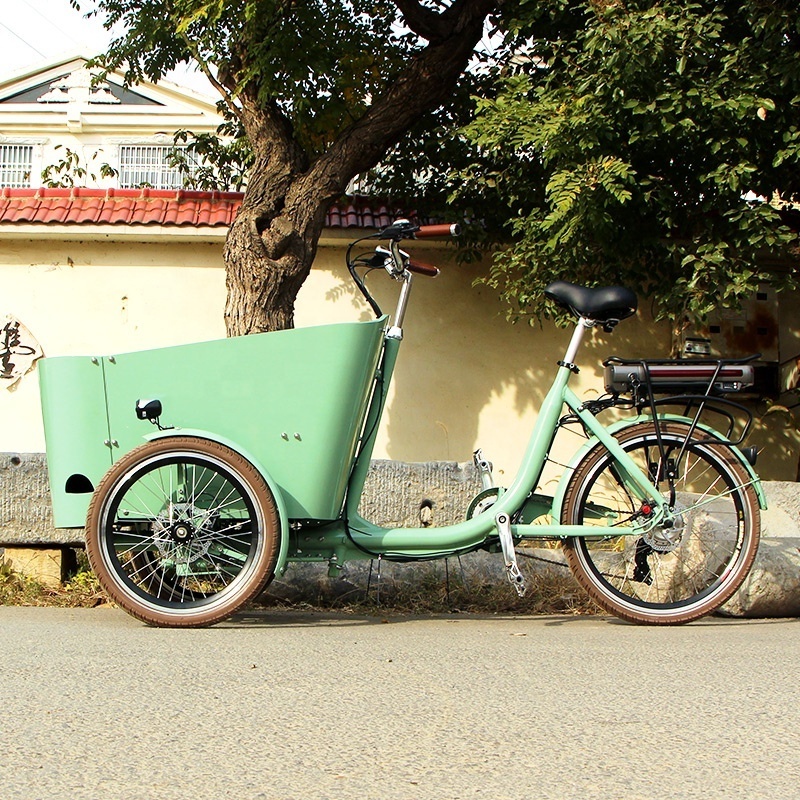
[544, 281, 638, 329]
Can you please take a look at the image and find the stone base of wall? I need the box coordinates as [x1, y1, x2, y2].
[0, 453, 482, 547]
[2, 453, 799, 618]
[0, 453, 83, 545]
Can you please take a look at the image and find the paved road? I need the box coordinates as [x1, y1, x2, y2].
[1, 607, 799, 800]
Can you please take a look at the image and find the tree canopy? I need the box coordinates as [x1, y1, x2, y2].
[71, 0, 800, 334]
[72, 0, 499, 333]
[451, 0, 800, 328]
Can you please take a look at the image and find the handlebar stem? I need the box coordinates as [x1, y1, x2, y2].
[389, 240, 407, 275]
[387, 271, 414, 340]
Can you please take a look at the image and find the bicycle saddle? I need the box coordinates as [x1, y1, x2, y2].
[544, 281, 638, 328]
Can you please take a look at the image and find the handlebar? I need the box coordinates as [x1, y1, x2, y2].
[415, 223, 461, 238]
[406, 258, 440, 278]
[347, 217, 459, 317]
[375, 219, 461, 241]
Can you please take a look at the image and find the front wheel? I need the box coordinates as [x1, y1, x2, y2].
[85, 437, 281, 627]
[561, 422, 760, 624]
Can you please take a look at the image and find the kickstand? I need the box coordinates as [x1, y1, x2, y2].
[366, 555, 383, 606]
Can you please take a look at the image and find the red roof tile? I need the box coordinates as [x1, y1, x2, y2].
[0, 187, 414, 230]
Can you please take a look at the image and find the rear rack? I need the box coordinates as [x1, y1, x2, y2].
[602, 354, 760, 447]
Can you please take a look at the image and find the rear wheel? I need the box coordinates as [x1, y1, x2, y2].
[86, 436, 281, 627]
[561, 422, 760, 624]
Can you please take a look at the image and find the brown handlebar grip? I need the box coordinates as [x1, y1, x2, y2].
[407, 258, 440, 277]
[415, 223, 461, 238]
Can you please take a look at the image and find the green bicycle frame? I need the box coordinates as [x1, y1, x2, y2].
[292, 316, 699, 567]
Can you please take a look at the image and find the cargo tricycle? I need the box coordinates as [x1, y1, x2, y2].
[40, 219, 764, 626]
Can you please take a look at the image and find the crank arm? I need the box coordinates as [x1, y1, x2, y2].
[495, 511, 526, 597]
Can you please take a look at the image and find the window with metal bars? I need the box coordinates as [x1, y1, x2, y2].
[0, 145, 33, 188]
[118, 145, 200, 190]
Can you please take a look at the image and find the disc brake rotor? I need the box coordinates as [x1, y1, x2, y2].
[642, 501, 686, 552]
[152, 502, 215, 561]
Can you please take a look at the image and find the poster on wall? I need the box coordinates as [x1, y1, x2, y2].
[1, 315, 44, 390]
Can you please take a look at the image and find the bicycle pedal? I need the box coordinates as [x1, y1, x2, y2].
[473, 448, 496, 490]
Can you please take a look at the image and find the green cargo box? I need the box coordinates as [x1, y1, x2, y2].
[40, 317, 387, 527]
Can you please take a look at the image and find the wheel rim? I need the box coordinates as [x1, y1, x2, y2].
[98, 451, 266, 615]
[568, 433, 753, 616]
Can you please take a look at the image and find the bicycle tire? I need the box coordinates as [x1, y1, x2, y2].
[561, 421, 760, 624]
[85, 436, 281, 627]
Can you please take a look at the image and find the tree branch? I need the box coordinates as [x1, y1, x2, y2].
[308, 0, 498, 198]
[177, 31, 243, 123]
[394, 0, 452, 43]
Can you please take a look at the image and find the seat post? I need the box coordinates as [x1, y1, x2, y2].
[563, 317, 593, 367]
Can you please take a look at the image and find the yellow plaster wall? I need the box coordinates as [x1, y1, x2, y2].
[0, 239, 226, 453]
[2, 234, 799, 482]
[299, 242, 677, 480]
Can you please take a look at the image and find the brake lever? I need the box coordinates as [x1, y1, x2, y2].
[374, 218, 418, 240]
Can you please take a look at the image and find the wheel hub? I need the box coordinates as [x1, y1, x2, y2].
[152, 502, 214, 561]
[643, 502, 686, 553]
[171, 522, 194, 542]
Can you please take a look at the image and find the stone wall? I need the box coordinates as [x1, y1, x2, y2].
[2, 452, 800, 618]
[0, 453, 483, 546]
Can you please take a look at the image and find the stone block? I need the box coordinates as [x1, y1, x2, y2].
[761, 481, 800, 538]
[358, 459, 481, 528]
[719, 538, 800, 618]
[0, 453, 483, 545]
[1, 547, 71, 587]
[0, 453, 81, 545]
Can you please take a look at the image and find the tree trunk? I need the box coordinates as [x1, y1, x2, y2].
[221, 0, 498, 336]
[223, 198, 326, 336]
[221, 104, 329, 336]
